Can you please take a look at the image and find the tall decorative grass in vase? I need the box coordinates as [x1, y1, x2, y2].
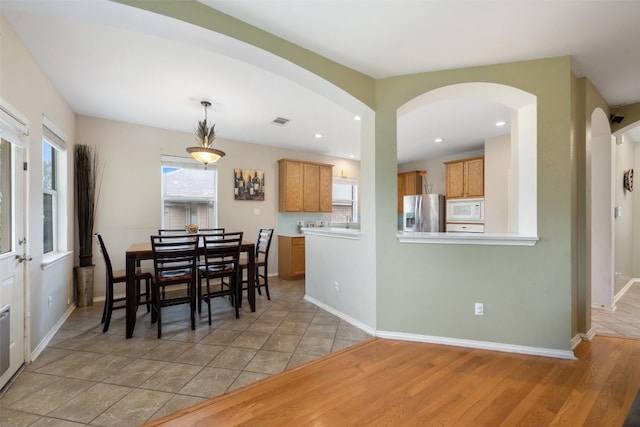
[74, 144, 100, 267]
[73, 144, 100, 306]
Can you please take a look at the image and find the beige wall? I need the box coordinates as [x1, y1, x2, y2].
[614, 137, 635, 293]
[1, 15, 76, 353]
[76, 115, 360, 300]
[484, 135, 510, 234]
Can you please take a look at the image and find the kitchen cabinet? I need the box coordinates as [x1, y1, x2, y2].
[278, 235, 305, 280]
[397, 171, 423, 212]
[444, 156, 484, 198]
[279, 158, 333, 212]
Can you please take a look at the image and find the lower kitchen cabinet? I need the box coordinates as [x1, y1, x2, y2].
[278, 235, 305, 280]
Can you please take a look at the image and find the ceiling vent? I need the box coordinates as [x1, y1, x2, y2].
[271, 117, 290, 126]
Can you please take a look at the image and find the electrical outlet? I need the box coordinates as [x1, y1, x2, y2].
[48, 295, 53, 307]
[474, 302, 484, 316]
[334, 281, 339, 292]
[296, 220, 304, 227]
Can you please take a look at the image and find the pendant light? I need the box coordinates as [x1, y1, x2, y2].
[186, 100, 225, 168]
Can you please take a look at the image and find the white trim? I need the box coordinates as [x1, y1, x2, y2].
[42, 116, 68, 151]
[304, 295, 376, 336]
[30, 304, 75, 361]
[614, 278, 638, 303]
[302, 227, 361, 240]
[396, 231, 539, 246]
[571, 334, 582, 349]
[0, 97, 29, 146]
[41, 251, 73, 270]
[304, 295, 575, 360]
[592, 303, 616, 312]
[377, 330, 576, 360]
[577, 329, 597, 344]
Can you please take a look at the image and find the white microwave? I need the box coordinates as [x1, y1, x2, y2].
[446, 198, 485, 223]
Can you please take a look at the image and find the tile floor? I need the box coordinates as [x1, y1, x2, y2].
[592, 282, 640, 339]
[0, 277, 371, 426]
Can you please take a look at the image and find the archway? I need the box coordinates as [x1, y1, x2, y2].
[397, 82, 538, 236]
[589, 107, 615, 309]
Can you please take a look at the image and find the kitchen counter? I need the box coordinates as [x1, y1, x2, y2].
[302, 227, 361, 240]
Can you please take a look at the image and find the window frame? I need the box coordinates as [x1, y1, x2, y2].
[331, 176, 358, 224]
[42, 140, 58, 254]
[161, 155, 218, 230]
[0, 138, 12, 255]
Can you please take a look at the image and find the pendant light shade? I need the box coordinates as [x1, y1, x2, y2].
[187, 100, 225, 167]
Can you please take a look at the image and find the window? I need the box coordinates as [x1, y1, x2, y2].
[41, 120, 68, 256]
[0, 138, 11, 254]
[161, 156, 217, 230]
[42, 141, 58, 253]
[331, 177, 358, 224]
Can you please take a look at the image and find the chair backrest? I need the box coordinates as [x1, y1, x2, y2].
[159, 228, 225, 237]
[150, 234, 199, 285]
[158, 229, 189, 236]
[201, 231, 244, 272]
[94, 233, 114, 283]
[256, 228, 274, 259]
[198, 228, 225, 234]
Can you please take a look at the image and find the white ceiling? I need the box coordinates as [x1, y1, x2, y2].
[2, 0, 640, 164]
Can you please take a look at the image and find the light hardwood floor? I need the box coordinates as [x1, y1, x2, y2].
[146, 336, 640, 426]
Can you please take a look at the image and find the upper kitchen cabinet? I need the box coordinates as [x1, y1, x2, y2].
[444, 156, 484, 198]
[278, 158, 334, 212]
[397, 171, 422, 212]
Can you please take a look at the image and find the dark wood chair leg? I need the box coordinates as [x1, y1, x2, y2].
[206, 278, 212, 326]
[102, 277, 115, 333]
[262, 265, 270, 300]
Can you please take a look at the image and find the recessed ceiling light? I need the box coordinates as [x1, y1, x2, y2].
[315, 133, 323, 139]
[434, 138, 444, 143]
[349, 154, 354, 158]
[354, 115, 361, 121]
[496, 121, 507, 127]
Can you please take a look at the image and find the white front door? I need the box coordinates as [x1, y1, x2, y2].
[0, 138, 26, 389]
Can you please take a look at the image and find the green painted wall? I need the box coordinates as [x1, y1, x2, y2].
[374, 58, 574, 350]
[114, 0, 375, 109]
[113, 2, 590, 351]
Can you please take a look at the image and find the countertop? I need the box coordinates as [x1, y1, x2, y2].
[278, 233, 306, 238]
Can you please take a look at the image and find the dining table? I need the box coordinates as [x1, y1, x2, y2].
[124, 240, 256, 339]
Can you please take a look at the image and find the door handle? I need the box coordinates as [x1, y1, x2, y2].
[15, 254, 33, 263]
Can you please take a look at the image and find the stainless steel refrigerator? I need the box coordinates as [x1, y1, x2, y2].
[403, 194, 445, 232]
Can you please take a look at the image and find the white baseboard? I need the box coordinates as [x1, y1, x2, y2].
[30, 304, 75, 362]
[592, 303, 617, 312]
[571, 328, 596, 349]
[303, 295, 376, 337]
[304, 295, 575, 360]
[615, 278, 638, 303]
[377, 330, 576, 360]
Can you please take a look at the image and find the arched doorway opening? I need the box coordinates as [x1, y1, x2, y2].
[588, 108, 615, 310]
[397, 82, 538, 236]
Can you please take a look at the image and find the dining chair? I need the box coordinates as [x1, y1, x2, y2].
[240, 227, 274, 301]
[94, 233, 152, 333]
[158, 228, 190, 236]
[158, 227, 225, 236]
[198, 228, 225, 234]
[150, 234, 199, 338]
[197, 231, 243, 325]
